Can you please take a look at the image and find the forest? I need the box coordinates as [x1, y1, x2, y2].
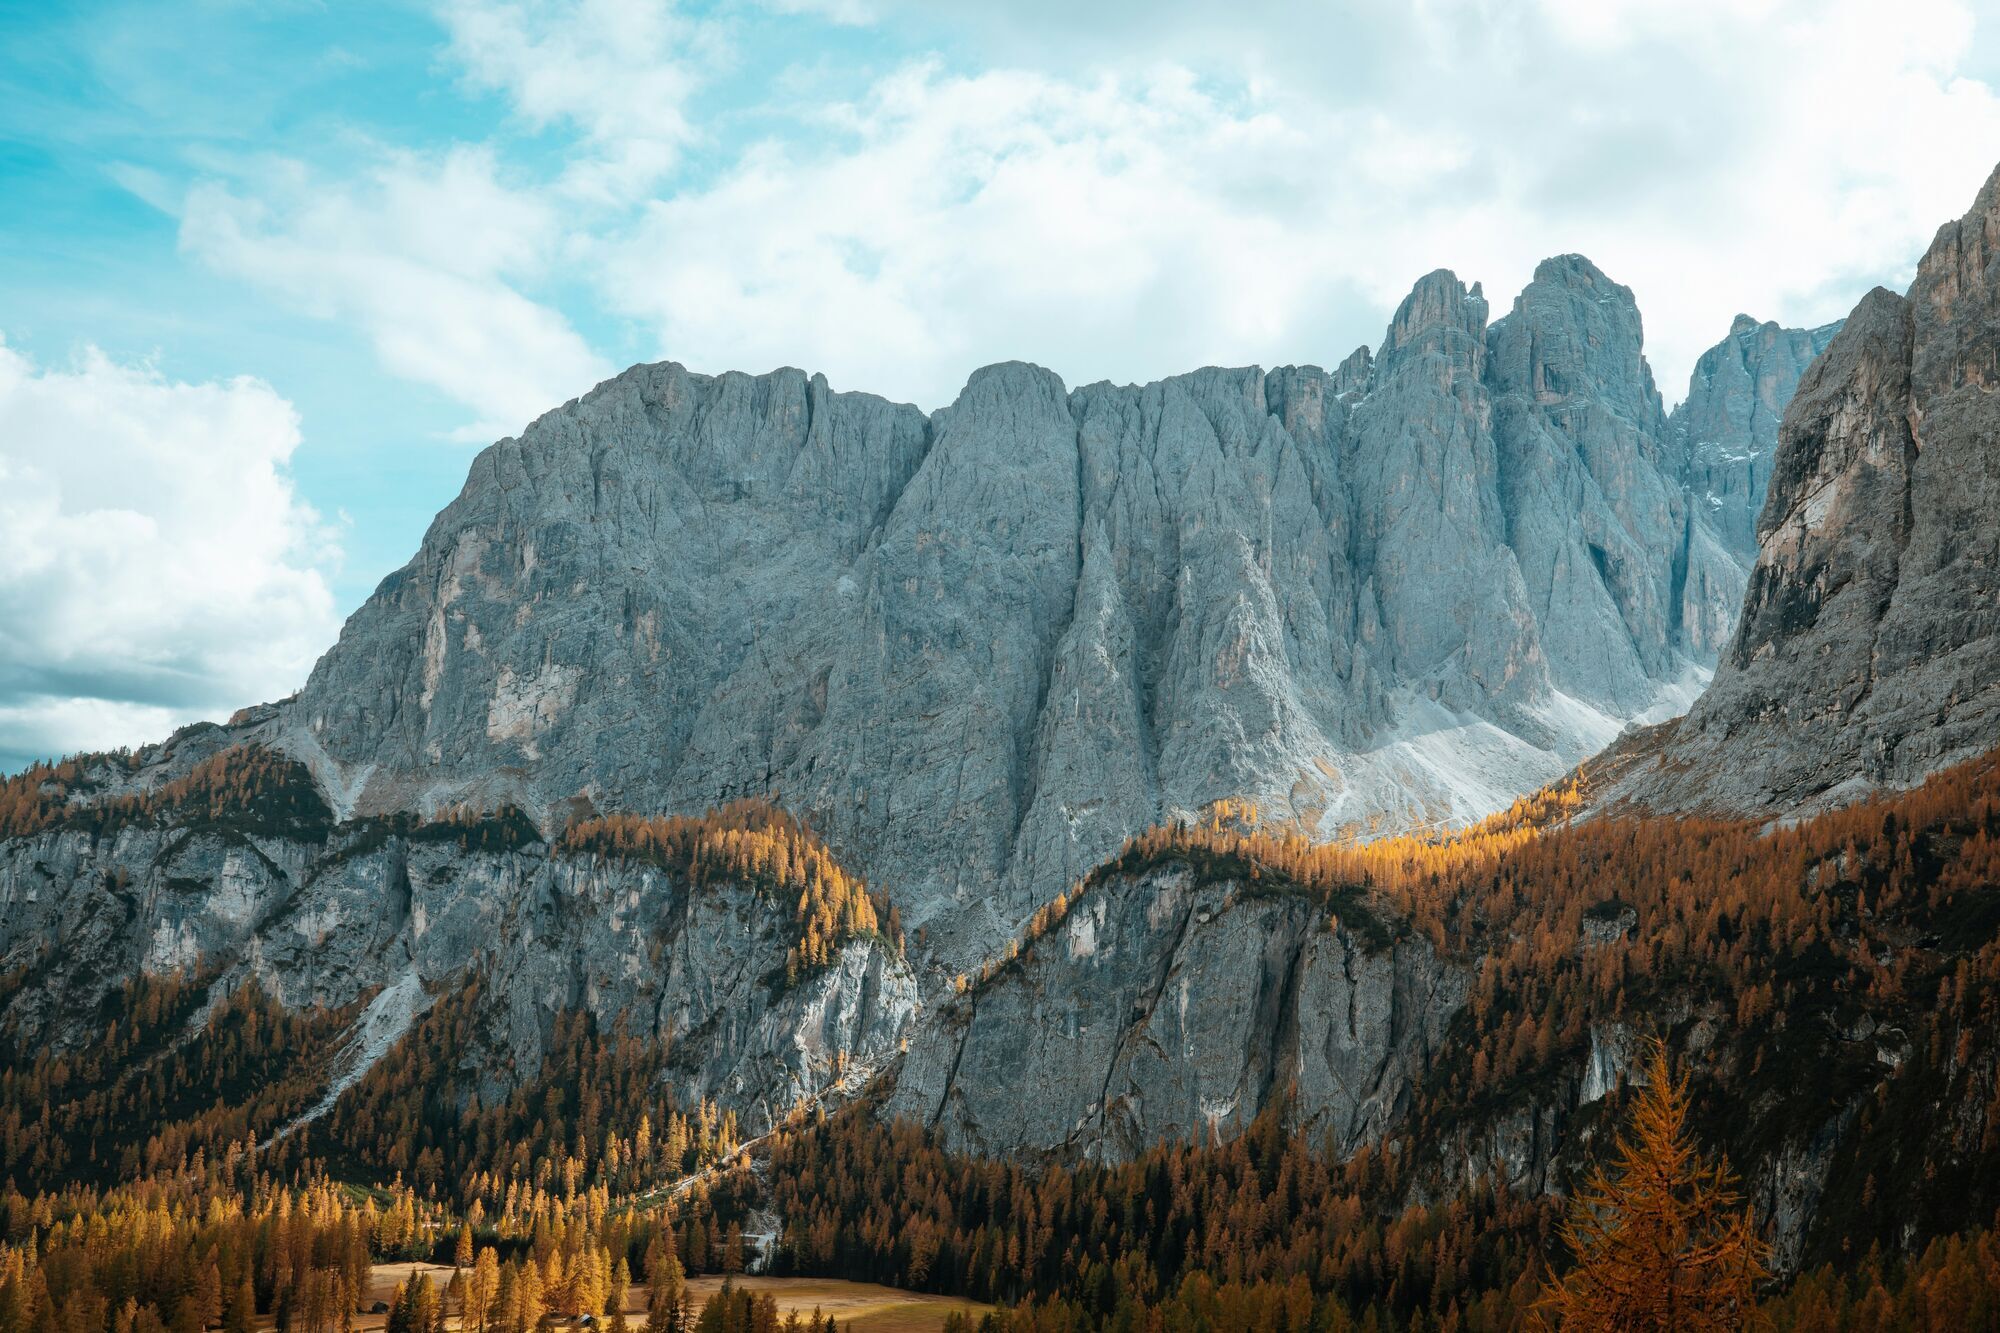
[0, 745, 1998, 1326]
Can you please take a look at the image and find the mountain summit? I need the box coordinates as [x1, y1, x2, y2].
[257, 257, 1786, 955]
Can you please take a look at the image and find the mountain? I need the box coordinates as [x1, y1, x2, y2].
[0, 252, 1835, 1140]
[1666, 313, 1843, 653]
[205, 256, 1786, 966]
[1671, 313, 1843, 563]
[1600, 165, 2000, 817]
[10, 168, 2000, 1325]
[875, 164, 2000, 1273]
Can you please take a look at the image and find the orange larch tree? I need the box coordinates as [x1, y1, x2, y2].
[1539, 1040, 1768, 1331]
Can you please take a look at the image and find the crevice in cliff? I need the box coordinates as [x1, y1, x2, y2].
[927, 991, 975, 1131]
[1005, 420, 1090, 859]
[1086, 888, 1197, 1154]
[1259, 908, 1311, 1118]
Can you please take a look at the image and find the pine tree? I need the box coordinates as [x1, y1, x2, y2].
[469, 1248, 501, 1333]
[646, 1249, 686, 1333]
[724, 1221, 746, 1274]
[610, 1257, 632, 1333]
[386, 1280, 413, 1333]
[190, 1264, 223, 1331]
[224, 1277, 256, 1333]
[1537, 1041, 1768, 1330]
[518, 1261, 545, 1333]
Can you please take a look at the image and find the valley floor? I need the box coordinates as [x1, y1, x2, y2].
[682, 1276, 994, 1330]
[335, 1263, 994, 1331]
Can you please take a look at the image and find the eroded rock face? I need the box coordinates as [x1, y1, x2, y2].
[1486, 256, 1690, 705]
[0, 815, 917, 1134]
[1601, 165, 2000, 816]
[882, 863, 1464, 1161]
[227, 257, 1803, 962]
[1671, 314, 1844, 563]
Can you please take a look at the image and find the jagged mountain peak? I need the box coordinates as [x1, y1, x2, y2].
[1489, 252, 1661, 427]
[1529, 251, 1628, 292]
[1332, 344, 1374, 395]
[223, 258, 1825, 962]
[1379, 268, 1489, 372]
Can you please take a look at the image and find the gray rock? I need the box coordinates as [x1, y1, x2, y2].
[0, 818, 917, 1135]
[882, 863, 1463, 1161]
[1671, 314, 1844, 562]
[238, 256, 1788, 965]
[0, 249, 1843, 1158]
[1601, 163, 2000, 816]
[1486, 256, 1689, 708]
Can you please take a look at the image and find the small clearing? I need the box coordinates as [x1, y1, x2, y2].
[327, 1266, 991, 1332]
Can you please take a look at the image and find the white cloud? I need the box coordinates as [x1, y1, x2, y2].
[181, 146, 613, 441]
[596, 0, 2000, 408]
[156, 0, 2000, 437]
[600, 65, 1370, 406]
[439, 0, 725, 201]
[0, 339, 340, 767]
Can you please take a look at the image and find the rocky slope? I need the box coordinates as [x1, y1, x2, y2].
[1601, 163, 2000, 816]
[0, 740, 916, 1136]
[204, 256, 1805, 962]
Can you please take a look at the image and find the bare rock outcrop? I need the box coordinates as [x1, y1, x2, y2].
[1600, 164, 2000, 815]
[0, 800, 917, 1134]
[882, 861, 1463, 1161]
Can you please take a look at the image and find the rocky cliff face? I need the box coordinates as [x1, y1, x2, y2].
[1671, 314, 1844, 562]
[0, 746, 917, 1136]
[212, 256, 1795, 962]
[882, 859, 1464, 1163]
[1602, 164, 2000, 816]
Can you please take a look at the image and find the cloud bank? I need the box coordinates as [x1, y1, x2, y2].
[178, 0, 2000, 416]
[0, 340, 339, 769]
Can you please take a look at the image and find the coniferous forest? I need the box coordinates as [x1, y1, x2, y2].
[0, 742, 1998, 1327]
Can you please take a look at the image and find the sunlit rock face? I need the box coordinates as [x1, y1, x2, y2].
[241, 259, 1819, 959]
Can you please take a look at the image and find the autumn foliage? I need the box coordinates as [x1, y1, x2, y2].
[564, 798, 902, 975]
[0, 743, 332, 841]
[1537, 1041, 1767, 1330]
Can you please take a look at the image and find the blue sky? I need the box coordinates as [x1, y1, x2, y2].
[3, 0, 1999, 770]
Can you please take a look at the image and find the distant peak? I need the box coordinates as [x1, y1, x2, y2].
[1524, 254, 1639, 315]
[1382, 269, 1487, 364]
[950, 360, 1073, 418]
[1532, 252, 1609, 284]
[1333, 344, 1374, 395]
[961, 360, 1067, 393]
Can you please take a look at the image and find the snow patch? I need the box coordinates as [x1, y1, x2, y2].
[1288, 668, 1715, 838]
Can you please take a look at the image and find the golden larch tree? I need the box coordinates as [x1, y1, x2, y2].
[1539, 1040, 1768, 1330]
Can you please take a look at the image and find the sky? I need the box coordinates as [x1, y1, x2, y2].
[2, 0, 1999, 772]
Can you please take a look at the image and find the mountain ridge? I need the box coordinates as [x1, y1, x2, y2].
[231, 253, 1791, 963]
